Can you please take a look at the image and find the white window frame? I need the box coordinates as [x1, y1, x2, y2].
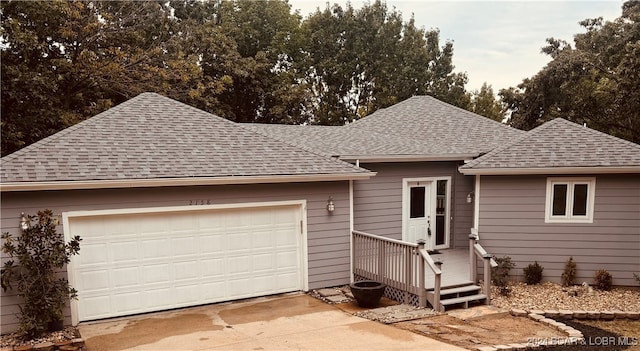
[545, 177, 596, 223]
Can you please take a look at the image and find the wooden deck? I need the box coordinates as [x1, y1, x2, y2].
[352, 230, 495, 310]
[425, 249, 473, 289]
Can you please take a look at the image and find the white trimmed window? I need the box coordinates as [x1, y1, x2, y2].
[545, 178, 596, 223]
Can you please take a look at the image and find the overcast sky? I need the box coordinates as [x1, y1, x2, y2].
[287, 0, 623, 92]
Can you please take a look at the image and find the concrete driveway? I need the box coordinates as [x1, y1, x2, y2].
[79, 293, 466, 351]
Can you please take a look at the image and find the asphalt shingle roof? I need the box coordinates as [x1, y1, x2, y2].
[346, 96, 524, 155]
[1, 93, 370, 183]
[460, 118, 640, 171]
[242, 124, 454, 159]
[246, 96, 523, 160]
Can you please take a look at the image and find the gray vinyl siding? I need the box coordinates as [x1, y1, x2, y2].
[0, 181, 350, 334]
[478, 174, 640, 286]
[353, 162, 475, 247]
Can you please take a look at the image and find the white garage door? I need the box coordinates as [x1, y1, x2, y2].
[66, 202, 306, 322]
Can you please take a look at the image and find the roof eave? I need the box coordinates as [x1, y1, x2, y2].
[340, 154, 478, 163]
[0, 172, 376, 192]
[458, 166, 640, 176]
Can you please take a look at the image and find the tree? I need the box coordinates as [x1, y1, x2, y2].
[1, 210, 81, 339]
[2, 0, 481, 155]
[300, 1, 470, 125]
[172, 0, 311, 124]
[500, 1, 640, 143]
[471, 83, 505, 122]
[1, 0, 206, 156]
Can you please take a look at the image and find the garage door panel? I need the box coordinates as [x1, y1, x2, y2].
[171, 236, 199, 256]
[141, 239, 172, 259]
[253, 253, 275, 271]
[79, 243, 109, 266]
[111, 241, 139, 262]
[227, 232, 251, 250]
[173, 261, 200, 279]
[201, 282, 226, 299]
[228, 256, 252, 274]
[79, 270, 110, 291]
[174, 285, 201, 304]
[83, 296, 111, 317]
[200, 234, 225, 252]
[201, 258, 225, 277]
[111, 267, 139, 288]
[276, 228, 297, 246]
[70, 204, 304, 322]
[144, 288, 173, 309]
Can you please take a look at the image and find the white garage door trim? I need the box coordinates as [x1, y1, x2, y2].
[63, 200, 308, 325]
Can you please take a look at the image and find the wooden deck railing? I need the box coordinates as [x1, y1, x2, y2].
[469, 229, 498, 304]
[352, 230, 442, 309]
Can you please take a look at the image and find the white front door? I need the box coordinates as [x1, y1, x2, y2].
[406, 182, 433, 249]
[403, 178, 450, 251]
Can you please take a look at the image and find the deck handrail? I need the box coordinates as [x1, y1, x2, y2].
[469, 233, 496, 305]
[352, 230, 443, 310]
[418, 246, 442, 311]
[352, 230, 418, 247]
[419, 248, 442, 275]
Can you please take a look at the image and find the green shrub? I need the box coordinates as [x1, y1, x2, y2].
[634, 273, 640, 285]
[593, 269, 613, 291]
[491, 256, 515, 296]
[1, 210, 82, 339]
[561, 257, 577, 287]
[523, 261, 544, 285]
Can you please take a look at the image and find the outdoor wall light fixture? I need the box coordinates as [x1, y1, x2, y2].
[20, 212, 28, 231]
[466, 191, 475, 204]
[327, 197, 335, 213]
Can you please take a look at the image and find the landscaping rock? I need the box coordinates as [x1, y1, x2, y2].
[626, 311, 640, 320]
[325, 295, 350, 303]
[586, 311, 600, 319]
[573, 310, 587, 319]
[558, 310, 573, 319]
[613, 311, 626, 319]
[528, 313, 545, 321]
[509, 309, 527, 317]
[475, 346, 497, 351]
[600, 311, 615, 320]
[544, 310, 560, 318]
[33, 342, 54, 351]
[317, 288, 342, 297]
[491, 282, 640, 313]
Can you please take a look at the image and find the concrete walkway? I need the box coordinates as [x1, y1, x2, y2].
[79, 293, 466, 351]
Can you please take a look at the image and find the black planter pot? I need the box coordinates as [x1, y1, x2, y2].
[350, 280, 386, 308]
[48, 318, 64, 332]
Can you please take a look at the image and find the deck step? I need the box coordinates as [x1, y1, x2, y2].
[440, 293, 487, 306]
[439, 285, 481, 296]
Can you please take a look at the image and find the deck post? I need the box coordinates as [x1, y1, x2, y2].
[417, 240, 426, 308]
[434, 260, 443, 312]
[483, 254, 492, 304]
[469, 234, 477, 283]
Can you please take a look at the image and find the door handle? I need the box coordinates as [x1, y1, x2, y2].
[427, 218, 432, 236]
